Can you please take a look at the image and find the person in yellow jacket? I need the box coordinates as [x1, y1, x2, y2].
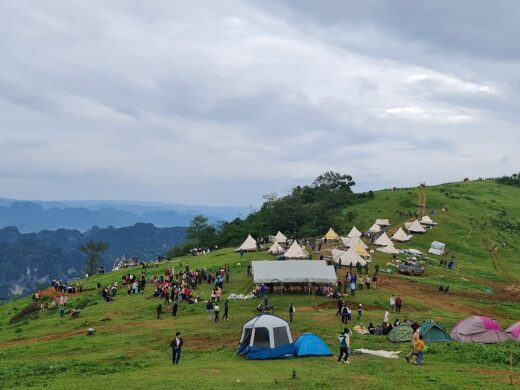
[415, 335, 425, 366]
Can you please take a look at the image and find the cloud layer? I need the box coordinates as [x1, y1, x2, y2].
[1, 0, 519, 206]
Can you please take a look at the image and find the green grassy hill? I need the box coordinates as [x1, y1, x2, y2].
[0, 180, 518, 389]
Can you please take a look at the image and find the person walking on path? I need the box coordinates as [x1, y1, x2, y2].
[389, 294, 396, 313]
[395, 295, 402, 313]
[170, 332, 183, 365]
[289, 303, 295, 323]
[223, 300, 229, 320]
[337, 328, 351, 364]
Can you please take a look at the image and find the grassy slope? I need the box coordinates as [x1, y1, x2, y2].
[0, 180, 519, 389]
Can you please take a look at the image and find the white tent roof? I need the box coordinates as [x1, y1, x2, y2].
[284, 241, 309, 259]
[368, 223, 381, 233]
[407, 220, 426, 233]
[331, 249, 346, 262]
[236, 234, 257, 251]
[374, 232, 393, 246]
[268, 242, 285, 255]
[334, 247, 367, 266]
[420, 215, 437, 225]
[346, 226, 362, 238]
[375, 218, 390, 226]
[274, 231, 288, 243]
[251, 260, 336, 284]
[377, 244, 401, 254]
[341, 236, 368, 249]
[391, 227, 412, 242]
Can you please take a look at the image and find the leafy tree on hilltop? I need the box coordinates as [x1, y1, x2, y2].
[79, 241, 109, 275]
[186, 215, 217, 247]
[313, 171, 355, 192]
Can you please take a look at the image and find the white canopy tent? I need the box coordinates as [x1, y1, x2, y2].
[274, 231, 288, 243]
[236, 234, 258, 252]
[346, 226, 362, 238]
[420, 216, 437, 226]
[375, 219, 390, 227]
[392, 227, 412, 242]
[377, 244, 401, 254]
[284, 241, 309, 259]
[368, 223, 381, 233]
[268, 242, 285, 255]
[407, 220, 426, 233]
[252, 261, 337, 284]
[374, 232, 393, 246]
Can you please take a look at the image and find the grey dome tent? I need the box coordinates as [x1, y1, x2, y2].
[419, 321, 452, 342]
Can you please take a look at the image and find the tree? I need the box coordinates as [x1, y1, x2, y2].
[186, 215, 217, 247]
[312, 171, 355, 192]
[79, 241, 109, 275]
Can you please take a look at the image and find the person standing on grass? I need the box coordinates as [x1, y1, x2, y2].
[170, 331, 183, 365]
[341, 304, 349, 324]
[357, 304, 363, 320]
[389, 294, 395, 312]
[172, 301, 178, 317]
[156, 304, 163, 320]
[372, 274, 378, 289]
[337, 328, 351, 364]
[406, 328, 420, 363]
[414, 335, 425, 365]
[395, 295, 402, 313]
[289, 303, 295, 323]
[365, 275, 371, 289]
[349, 280, 356, 297]
[336, 298, 343, 316]
[223, 299, 229, 320]
[214, 303, 220, 323]
[206, 300, 213, 320]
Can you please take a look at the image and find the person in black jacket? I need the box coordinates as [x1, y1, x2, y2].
[170, 332, 183, 364]
[223, 300, 229, 320]
[172, 302, 178, 317]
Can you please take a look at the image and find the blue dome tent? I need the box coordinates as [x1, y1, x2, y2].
[238, 314, 294, 360]
[294, 333, 332, 357]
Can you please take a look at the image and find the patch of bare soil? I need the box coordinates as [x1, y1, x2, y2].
[0, 329, 84, 349]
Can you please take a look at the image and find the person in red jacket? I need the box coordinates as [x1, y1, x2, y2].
[395, 295, 402, 313]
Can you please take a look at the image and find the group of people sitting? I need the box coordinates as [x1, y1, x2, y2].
[367, 318, 420, 335]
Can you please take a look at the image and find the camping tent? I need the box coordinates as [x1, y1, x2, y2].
[251, 261, 336, 284]
[236, 235, 258, 252]
[238, 314, 294, 359]
[450, 316, 509, 343]
[375, 219, 390, 227]
[374, 232, 393, 246]
[347, 226, 362, 238]
[284, 241, 309, 259]
[334, 247, 367, 266]
[294, 333, 332, 357]
[341, 236, 368, 249]
[391, 227, 412, 242]
[419, 321, 452, 342]
[388, 325, 413, 343]
[354, 242, 371, 259]
[368, 223, 381, 233]
[506, 322, 520, 341]
[407, 220, 426, 234]
[323, 228, 340, 241]
[377, 244, 400, 255]
[420, 215, 437, 225]
[268, 242, 285, 255]
[274, 231, 288, 243]
[429, 241, 445, 256]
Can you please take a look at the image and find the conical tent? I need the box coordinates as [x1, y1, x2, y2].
[347, 226, 362, 238]
[341, 236, 368, 249]
[274, 231, 287, 243]
[407, 220, 426, 233]
[368, 223, 381, 233]
[506, 322, 520, 341]
[284, 241, 309, 259]
[294, 333, 332, 357]
[236, 235, 258, 252]
[323, 228, 340, 241]
[419, 321, 452, 342]
[420, 215, 437, 225]
[354, 242, 371, 259]
[268, 242, 285, 255]
[388, 325, 413, 343]
[375, 219, 390, 227]
[450, 316, 509, 343]
[377, 244, 400, 254]
[392, 227, 412, 242]
[335, 247, 367, 266]
[374, 232, 393, 246]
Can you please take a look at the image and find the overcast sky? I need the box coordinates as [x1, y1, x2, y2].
[1, 1, 519, 206]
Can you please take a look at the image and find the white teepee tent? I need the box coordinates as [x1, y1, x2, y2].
[335, 247, 367, 266]
[235, 234, 258, 252]
[420, 215, 437, 226]
[375, 219, 390, 227]
[346, 226, 362, 238]
[368, 223, 381, 233]
[268, 241, 285, 255]
[284, 241, 309, 259]
[341, 236, 368, 249]
[323, 227, 340, 241]
[377, 244, 401, 254]
[374, 232, 393, 246]
[274, 231, 288, 243]
[407, 220, 426, 233]
[391, 227, 412, 242]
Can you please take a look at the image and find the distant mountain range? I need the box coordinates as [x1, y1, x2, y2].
[0, 198, 251, 232]
[0, 223, 186, 299]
